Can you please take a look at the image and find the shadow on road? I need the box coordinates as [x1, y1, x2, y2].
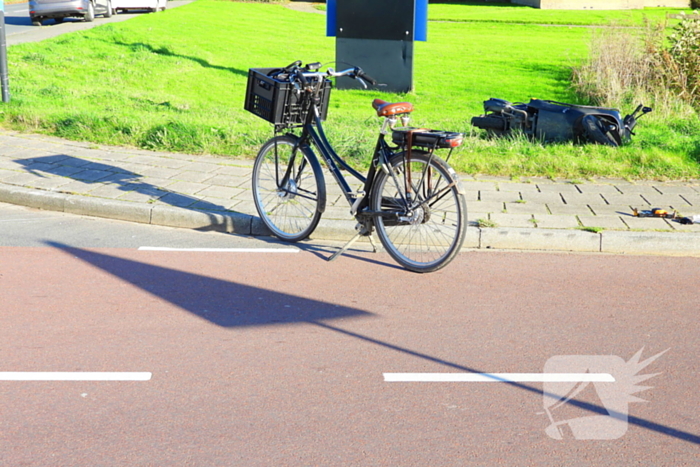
[46, 241, 700, 446]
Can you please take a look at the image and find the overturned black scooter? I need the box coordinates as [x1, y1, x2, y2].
[471, 98, 652, 147]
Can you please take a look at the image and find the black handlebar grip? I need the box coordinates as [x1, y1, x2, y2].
[284, 60, 302, 72]
[356, 68, 378, 86]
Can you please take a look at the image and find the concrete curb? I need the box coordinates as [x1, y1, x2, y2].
[2, 183, 699, 256]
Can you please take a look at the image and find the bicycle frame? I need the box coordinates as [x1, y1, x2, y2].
[281, 102, 397, 217]
[249, 63, 469, 271]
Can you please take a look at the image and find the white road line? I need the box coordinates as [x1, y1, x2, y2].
[383, 373, 615, 383]
[138, 247, 299, 253]
[0, 372, 152, 381]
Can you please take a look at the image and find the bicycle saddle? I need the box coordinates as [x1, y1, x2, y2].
[372, 99, 414, 117]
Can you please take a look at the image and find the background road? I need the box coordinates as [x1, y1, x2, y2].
[0, 202, 698, 465]
[3, 1, 191, 46]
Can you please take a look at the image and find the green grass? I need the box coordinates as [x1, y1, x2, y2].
[2, 0, 699, 180]
[428, 2, 686, 26]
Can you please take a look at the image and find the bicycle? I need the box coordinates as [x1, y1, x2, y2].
[244, 61, 467, 273]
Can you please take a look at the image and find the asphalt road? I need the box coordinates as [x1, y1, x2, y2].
[0, 203, 698, 465]
[3, 0, 191, 46]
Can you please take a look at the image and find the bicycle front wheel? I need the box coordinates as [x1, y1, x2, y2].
[252, 135, 326, 242]
[371, 151, 467, 273]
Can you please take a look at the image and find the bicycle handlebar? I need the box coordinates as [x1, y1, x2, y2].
[284, 62, 379, 88]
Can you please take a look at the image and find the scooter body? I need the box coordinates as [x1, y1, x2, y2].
[472, 98, 651, 147]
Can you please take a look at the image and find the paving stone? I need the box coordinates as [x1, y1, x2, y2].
[157, 192, 200, 208]
[679, 194, 700, 206]
[129, 155, 189, 169]
[671, 221, 700, 232]
[468, 201, 504, 213]
[497, 182, 539, 192]
[29, 177, 73, 191]
[576, 184, 621, 195]
[460, 190, 480, 202]
[215, 165, 254, 177]
[71, 169, 115, 182]
[653, 185, 700, 196]
[601, 194, 648, 205]
[480, 191, 522, 203]
[462, 181, 498, 191]
[190, 199, 238, 212]
[49, 156, 94, 168]
[97, 173, 141, 185]
[534, 215, 580, 229]
[503, 202, 549, 215]
[547, 204, 593, 215]
[39, 165, 86, 178]
[520, 192, 564, 204]
[1, 172, 52, 186]
[55, 180, 102, 195]
[196, 185, 245, 200]
[206, 174, 250, 188]
[588, 204, 635, 216]
[138, 166, 182, 179]
[158, 181, 208, 196]
[230, 200, 258, 216]
[577, 215, 628, 230]
[536, 183, 580, 193]
[489, 213, 536, 228]
[622, 217, 675, 231]
[178, 161, 221, 173]
[615, 185, 663, 196]
[639, 194, 692, 208]
[172, 171, 218, 184]
[561, 192, 608, 206]
[87, 185, 132, 199]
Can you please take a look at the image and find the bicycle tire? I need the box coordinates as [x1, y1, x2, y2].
[252, 135, 326, 242]
[370, 151, 467, 273]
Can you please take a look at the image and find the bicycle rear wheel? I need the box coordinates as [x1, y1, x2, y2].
[252, 135, 326, 242]
[371, 151, 467, 273]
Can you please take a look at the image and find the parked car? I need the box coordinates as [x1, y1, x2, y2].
[29, 0, 113, 25]
[112, 0, 166, 13]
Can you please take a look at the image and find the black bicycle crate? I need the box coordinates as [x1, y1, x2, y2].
[244, 67, 332, 127]
[392, 128, 464, 149]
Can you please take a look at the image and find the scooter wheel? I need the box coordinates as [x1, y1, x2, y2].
[471, 115, 506, 132]
[582, 115, 618, 147]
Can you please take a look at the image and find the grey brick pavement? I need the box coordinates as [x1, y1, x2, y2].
[1, 131, 699, 256]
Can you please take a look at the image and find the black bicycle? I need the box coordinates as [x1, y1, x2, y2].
[244, 61, 467, 273]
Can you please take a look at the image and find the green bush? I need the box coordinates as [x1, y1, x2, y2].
[668, 16, 700, 106]
[572, 17, 700, 113]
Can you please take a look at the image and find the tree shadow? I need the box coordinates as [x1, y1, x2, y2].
[106, 39, 249, 77]
[45, 240, 700, 445]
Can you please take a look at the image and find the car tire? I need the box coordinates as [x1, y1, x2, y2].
[104, 0, 113, 17]
[32, 19, 43, 26]
[84, 1, 95, 22]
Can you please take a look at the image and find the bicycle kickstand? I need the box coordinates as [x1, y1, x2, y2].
[327, 224, 378, 262]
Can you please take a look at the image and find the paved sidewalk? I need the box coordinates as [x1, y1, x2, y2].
[1, 130, 699, 256]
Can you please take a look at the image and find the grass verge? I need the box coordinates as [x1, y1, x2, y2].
[1, 0, 698, 180]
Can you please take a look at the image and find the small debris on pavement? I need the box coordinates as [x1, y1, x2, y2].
[631, 207, 678, 219]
